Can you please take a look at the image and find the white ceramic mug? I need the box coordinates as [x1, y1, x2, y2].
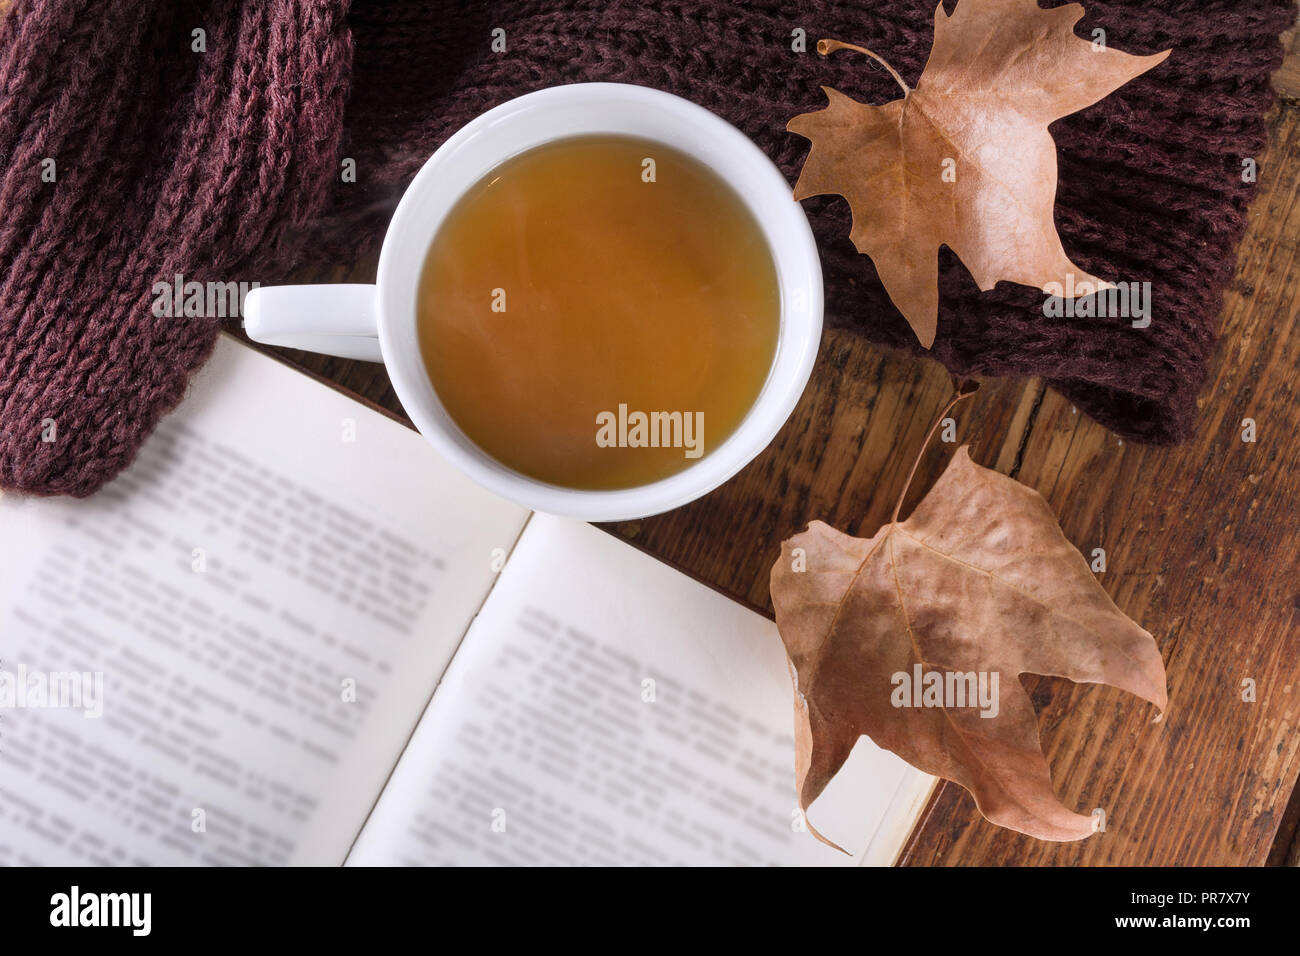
[244, 83, 823, 521]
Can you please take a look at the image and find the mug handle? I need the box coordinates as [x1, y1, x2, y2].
[242, 284, 383, 362]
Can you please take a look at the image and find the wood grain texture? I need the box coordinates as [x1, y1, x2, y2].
[230, 60, 1300, 869]
[1275, 2, 1299, 99]
[901, 105, 1300, 866]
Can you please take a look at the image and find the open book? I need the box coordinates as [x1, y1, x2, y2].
[0, 335, 933, 866]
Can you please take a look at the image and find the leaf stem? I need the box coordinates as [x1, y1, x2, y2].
[817, 39, 911, 97]
[891, 380, 980, 525]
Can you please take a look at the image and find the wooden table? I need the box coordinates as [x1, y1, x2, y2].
[233, 26, 1300, 867]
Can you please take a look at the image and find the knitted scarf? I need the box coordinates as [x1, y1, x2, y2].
[0, 0, 1293, 497]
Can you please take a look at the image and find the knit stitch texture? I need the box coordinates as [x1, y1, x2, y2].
[0, 0, 1294, 496]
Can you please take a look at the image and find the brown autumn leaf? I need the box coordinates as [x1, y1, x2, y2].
[769, 389, 1167, 848]
[787, 0, 1171, 348]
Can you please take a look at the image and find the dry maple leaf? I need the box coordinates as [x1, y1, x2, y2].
[770, 386, 1167, 848]
[787, 0, 1171, 348]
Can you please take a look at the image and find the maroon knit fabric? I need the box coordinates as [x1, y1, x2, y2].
[0, 0, 1294, 497]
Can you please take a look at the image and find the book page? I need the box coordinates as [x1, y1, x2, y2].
[0, 335, 529, 865]
[348, 514, 933, 866]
